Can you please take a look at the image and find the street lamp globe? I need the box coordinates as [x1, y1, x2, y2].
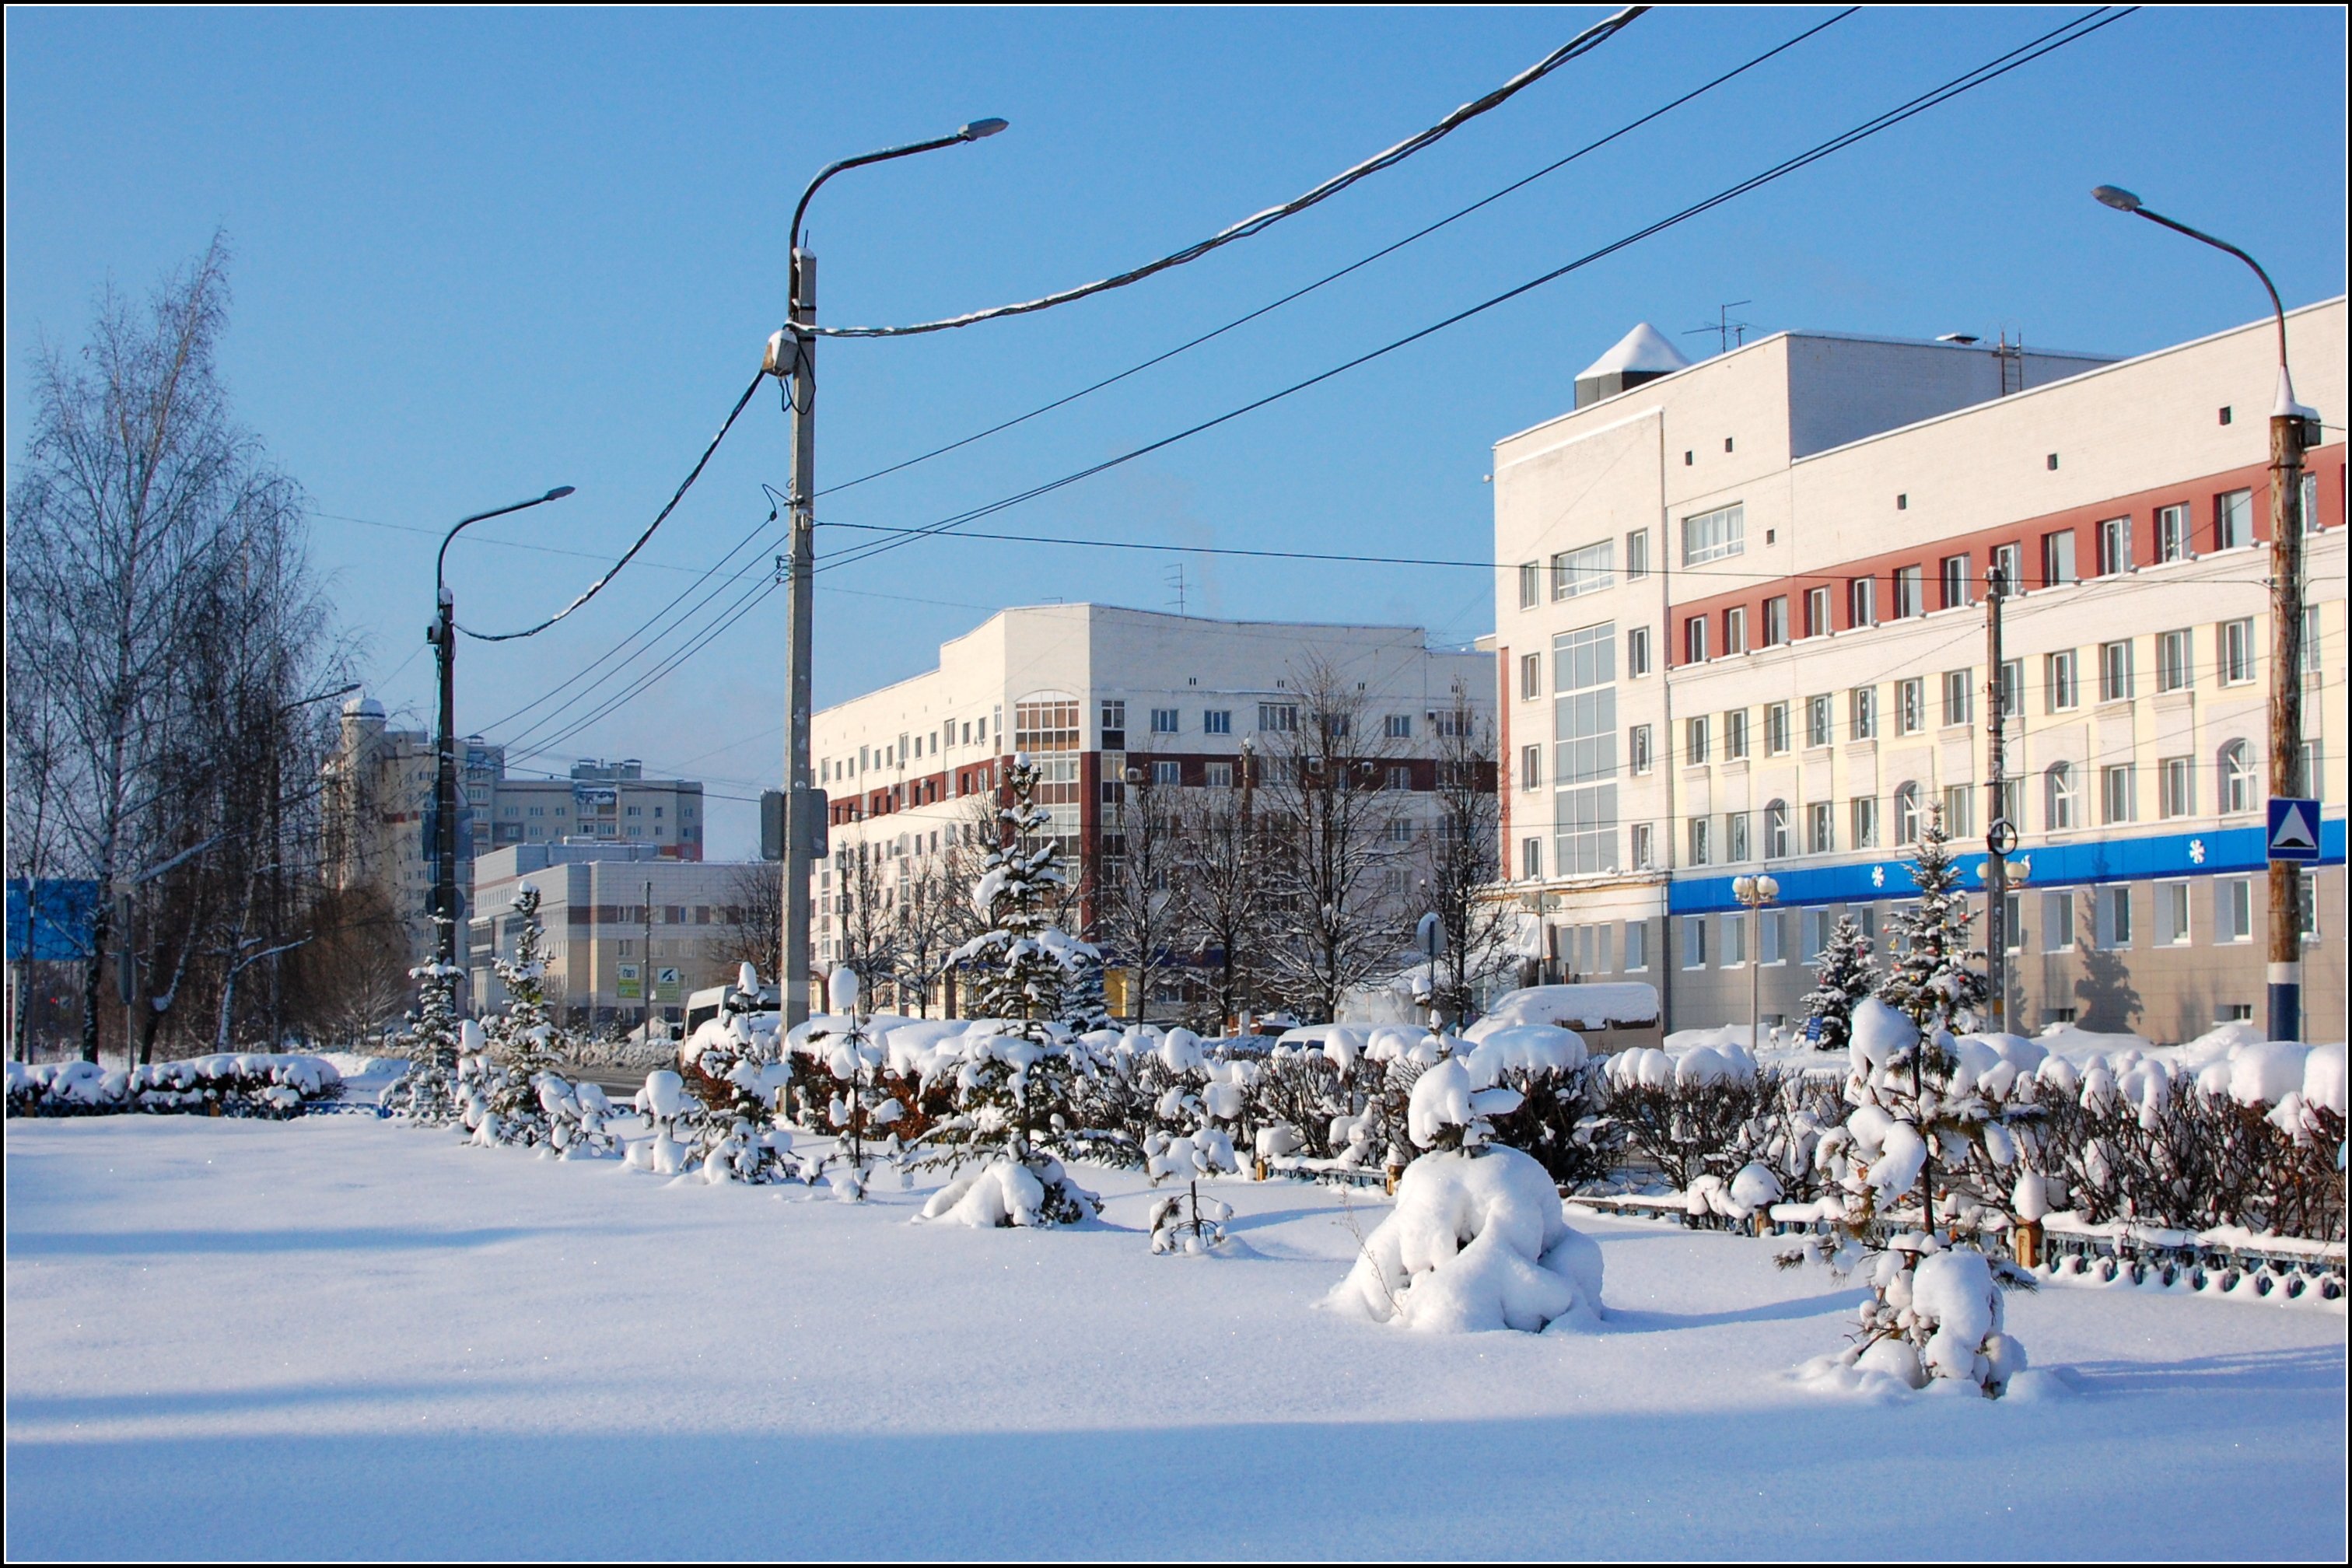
[1756, 873, 1780, 901]
[2091, 184, 2142, 212]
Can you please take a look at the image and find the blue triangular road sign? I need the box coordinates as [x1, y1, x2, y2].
[2267, 796, 2321, 862]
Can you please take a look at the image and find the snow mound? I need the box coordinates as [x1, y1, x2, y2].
[1474, 983, 1658, 1033]
[1327, 1146, 1601, 1333]
[919, 1157, 1097, 1229]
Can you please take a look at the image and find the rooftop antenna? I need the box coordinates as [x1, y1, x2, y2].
[1684, 299, 1752, 354]
[1165, 562, 1188, 617]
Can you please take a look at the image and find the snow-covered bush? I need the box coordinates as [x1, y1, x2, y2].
[5, 1053, 342, 1118]
[1141, 1032, 1241, 1254]
[1818, 1239, 2028, 1397]
[386, 942, 464, 1128]
[663, 968, 796, 1184]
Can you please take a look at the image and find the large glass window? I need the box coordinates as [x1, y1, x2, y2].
[1552, 540, 1615, 600]
[1682, 502, 1745, 566]
[1551, 621, 1618, 876]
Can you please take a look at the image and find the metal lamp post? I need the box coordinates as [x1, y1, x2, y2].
[1732, 873, 1779, 1052]
[432, 486, 576, 996]
[2092, 186, 2318, 1041]
[773, 117, 1009, 1031]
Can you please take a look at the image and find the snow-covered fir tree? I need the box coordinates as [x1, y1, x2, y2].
[1876, 804, 1990, 1036]
[1800, 915, 1878, 1052]
[467, 882, 570, 1147]
[1142, 1030, 1237, 1254]
[387, 923, 464, 1127]
[922, 757, 1099, 1227]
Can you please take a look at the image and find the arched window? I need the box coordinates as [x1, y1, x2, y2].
[2046, 761, 2077, 831]
[1894, 782, 1922, 845]
[2220, 740, 2255, 814]
[1765, 799, 1789, 859]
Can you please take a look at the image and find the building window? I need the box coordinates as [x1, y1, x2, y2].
[1806, 694, 1832, 748]
[1761, 908, 1787, 965]
[1518, 562, 1541, 609]
[2155, 880, 2192, 945]
[2219, 740, 2255, 814]
[1629, 724, 1653, 775]
[1850, 686, 1877, 740]
[2046, 649, 2080, 712]
[1682, 915, 1707, 969]
[1522, 837, 1542, 879]
[1257, 702, 1297, 732]
[1204, 709, 1232, 735]
[1682, 502, 1745, 566]
[2042, 890, 2076, 952]
[1762, 596, 1789, 647]
[1387, 765, 1412, 790]
[2159, 756, 2194, 819]
[1897, 678, 1925, 736]
[2157, 504, 2190, 563]
[2303, 605, 2322, 674]
[1808, 800, 1834, 855]
[1727, 810, 1750, 862]
[1722, 911, 1748, 968]
[1999, 658, 2023, 719]
[1519, 653, 1541, 702]
[1941, 670, 1972, 726]
[1802, 908, 1832, 962]
[1385, 712, 1413, 739]
[1685, 715, 1710, 766]
[1630, 822, 1654, 870]
[1724, 709, 1748, 761]
[1688, 817, 1711, 866]
[1552, 621, 1619, 876]
[1626, 625, 1651, 678]
[1805, 586, 1832, 639]
[1990, 541, 2022, 595]
[1626, 529, 1649, 578]
[2217, 877, 2252, 942]
[2157, 628, 2192, 691]
[1685, 616, 1710, 663]
[1765, 702, 1790, 756]
[2096, 515, 2133, 576]
[1520, 744, 1542, 792]
[1941, 555, 1971, 609]
[1851, 796, 1878, 849]
[2216, 488, 2252, 550]
[1205, 761, 1234, 788]
[2098, 639, 2133, 702]
[2219, 618, 2255, 684]
[1625, 919, 1649, 971]
[2046, 762, 2077, 831]
[1765, 800, 1790, 859]
[1136, 706, 1173, 736]
[2042, 530, 2077, 588]
[1893, 565, 1924, 619]
[1724, 606, 1748, 656]
[1551, 540, 1615, 600]
[1894, 782, 1922, 845]
[1941, 784, 1973, 837]
[2095, 885, 2133, 950]
[1153, 761, 1182, 787]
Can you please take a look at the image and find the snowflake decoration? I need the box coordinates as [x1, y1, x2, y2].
[2189, 838, 2206, 865]
[1871, 865, 1887, 889]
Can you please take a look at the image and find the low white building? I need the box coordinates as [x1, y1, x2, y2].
[1492, 302, 2346, 1043]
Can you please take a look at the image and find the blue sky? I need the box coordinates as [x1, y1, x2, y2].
[8, 5, 2346, 857]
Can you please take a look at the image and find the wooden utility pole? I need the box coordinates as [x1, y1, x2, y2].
[2266, 386, 2311, 1041]
[1983, 564, 2011, 1032]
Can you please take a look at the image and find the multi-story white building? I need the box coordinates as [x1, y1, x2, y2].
[468, 842, 765, 1029]
[321, 698, 705, 968]
[807, 604, 1493, 1014]
[1493, 303, 2345, 1043]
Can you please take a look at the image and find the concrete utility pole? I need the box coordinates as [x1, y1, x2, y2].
[1983, 562, 2011, 1032]
[642, 877, 654, 1039]
[772, 117, 1007, 1031]
[2091, 187, 2317, 1040]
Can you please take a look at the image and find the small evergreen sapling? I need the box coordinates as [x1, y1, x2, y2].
[1800, 915, 1878, 1052]
[387, 923, 464, 1127]
[1143, 1032, 1238, 1253]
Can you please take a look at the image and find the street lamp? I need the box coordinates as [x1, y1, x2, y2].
[1732, 873, 1779, 1053]
[773, 118, 1010, 1031]
[431, 485, 576, 997]
[2091, 186, 2320, 1041]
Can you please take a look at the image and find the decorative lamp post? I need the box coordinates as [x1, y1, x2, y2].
[1732, 873, 1780, 1053]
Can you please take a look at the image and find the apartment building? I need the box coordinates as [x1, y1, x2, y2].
[320, 698, 705, 968]
[807, 604, 1493, 1013]
[1493, 304, 2346, 1043]
[467, 842, 765, 1028]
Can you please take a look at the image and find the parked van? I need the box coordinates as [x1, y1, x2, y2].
[682, 982, 779, 1038]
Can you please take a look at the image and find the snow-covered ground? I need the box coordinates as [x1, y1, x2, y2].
[6, 1115, 2343, 1560]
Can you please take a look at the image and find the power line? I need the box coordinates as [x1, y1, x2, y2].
[482, 8, 2137, 751]
[816, 7, 2139, 580]
[810, 7, 1650, 340]
[813, 8, 1857, 502]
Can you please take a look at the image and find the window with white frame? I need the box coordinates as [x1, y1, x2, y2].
[2046, 649, 2080, 712]
[1552, 621, 1618, 876]
[1850, 576, 1878, 628]
[1682, 915, 1707, 968]
[2159, 756, 2194, 818]
[1150, 706, 1180, 734]
[1203, 709, 1232, 734]
[1685, 714, 1710, 765]
[2042, 889, 2075, 952]
[1629, 723, 1652, 775]
[1724, 709, 1749, 761]
[2000, 658, 2023, 718]
[1990, 541, 2022, 594]
[2046, 762, 2077, 830]
[1727, 810, 1750, 862]
[2220, 618, 2255, 684]
[1808, 800, 1834, 855]
[1765, 800, 1790, 859]
[1153, 760, 1182, 787]
[1725, 606, 1749, 656]
[2099, 639, 2134, 702]
[2219, 740, 2255, 814]
[1685, 615, 1710, 663]
[1518, 562, 1541, 610]
[1688, 817, 1711, 866]
[1851, 795, 1879, 849]
[2095, 885, 2133, 949]
[2216, 488, 2252, 549]
[1388, 712, 1415, 740]
[1205, 761, 1234, 788]
[1626, 625, 1651, 678]
[1942, 784, 1973, 837]
[1626, 529, 1649, 578]
[2154, 880, 2192, 945]
[1520, 744, 1542, 792]
[2157, 628, 2192, 691]
[1897, 678, 1925, 735]
[1625, 919, 1649, 971]
[2097, 515, 2133, 576]
[1894, 565, 1925, 619]
[1894, 782, 1922, 845]
[1520, 653, 1541, 701]
[2217, 877, 2252, 942]
[1630, 821, 1654, 870]
[2303, 605, 2322, 674]
[1763, 596, 1789, 646]
[1765, 702, 1790, 755]
[2042, 529, 2077, 588]
[1522, 838, 1543, 879]
[2157, 503, 2189, 563]
[1761, 908, 1787, 965]
[1552, 540, 1615, 600]
[1806, 585, 1832, 638]
[1850, 685, 1878, 740]
[1682, 502, 1744, 566]
[1722, 910, 1748, 967]
[1258, 702, 1297, 732]
[1806, 694, 1832, 747]
[1941, 669, 1972, 726]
